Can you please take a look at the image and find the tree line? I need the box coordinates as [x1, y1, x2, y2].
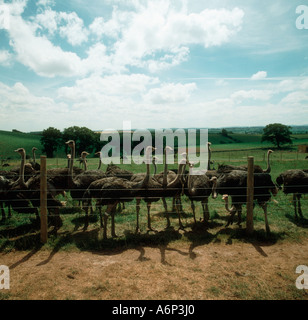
[41, 126, 102, 158]
[41, 123, 294, 158]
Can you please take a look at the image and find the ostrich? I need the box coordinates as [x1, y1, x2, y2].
[217, 150, 274, 174]
[82, 146, 156, 238]
[6, 148, 63, 228]
[30, 147, 40, 171]
[152, 146, 177, 225]
[5, 148, 39, 220]
[185, 162, 217, 224]
[105, 163, 134, 180]
[65, 141, 106, 208]
[0, 175, 11, 220]
[217, 170, 278, 234]
[276, 169, 308, 219]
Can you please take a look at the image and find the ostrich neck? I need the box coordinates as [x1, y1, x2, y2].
[223, 197, 233, 213]
[19, 152, 26, 187]
[32, 149, 36, 163]
[153, 161, 157, 175]
[83, 157, 87, 171]
[208, 144, 211, 170]
[140, 148, 152, 188]
[68, 144, 75, 185]
[263, 151, 271, 173]
[97, 157, 101, 170]
[163, 148, 168, 187]
[167, 163, 185, 188]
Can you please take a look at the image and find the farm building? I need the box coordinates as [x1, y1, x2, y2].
[298, 145, 308, 153]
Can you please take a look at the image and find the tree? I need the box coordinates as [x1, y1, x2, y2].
[221, 129, 229, 137]
[63, 126, 97, 156]
[40, 127, 63, 158]
[261, 123, 292, 148]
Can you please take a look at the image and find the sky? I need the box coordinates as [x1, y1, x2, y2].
[0, 0, 308, 132]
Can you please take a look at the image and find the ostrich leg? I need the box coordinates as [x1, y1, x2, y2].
[146, 202, 156, 232]
[260, 202, 270, 234]
[1, 203, 5, 220]
[111, 203, 118, 238]
[191, 200, 196, 224]
[297, 194, 303, 218]
[237, 207, 242, 226]
[201, 198, 209, 222]
[162, 197, 171, 229]
[176, 196, 184, 229]
[135, 198, 141, 234]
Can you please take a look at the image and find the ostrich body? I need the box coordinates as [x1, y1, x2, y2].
[185, 162, 217, 224]
[276, 169, 308, 219]
[82, 146, 155, 237]
[6, 148, 63, 228]
[66, 145, 106, 205]
[105, 163, 134, 180]
[0, 175, 11, 220]
[217, 150, 274, 174]
[217, 170, 278, 234]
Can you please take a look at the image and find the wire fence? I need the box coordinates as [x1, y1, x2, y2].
[1, 155, 308, 229]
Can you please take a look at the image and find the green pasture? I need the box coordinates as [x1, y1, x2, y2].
[0, 128, 308, 253]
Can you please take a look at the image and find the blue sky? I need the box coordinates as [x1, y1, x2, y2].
[0, 0, 308, 132]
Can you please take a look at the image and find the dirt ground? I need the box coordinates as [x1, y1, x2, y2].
[1, 238, 308, 300]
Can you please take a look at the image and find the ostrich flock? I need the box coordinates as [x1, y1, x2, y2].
[0, 140, 307, 239]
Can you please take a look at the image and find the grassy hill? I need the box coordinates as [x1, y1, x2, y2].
[0, 130, 43, 161]
[1, 128, 308, 163]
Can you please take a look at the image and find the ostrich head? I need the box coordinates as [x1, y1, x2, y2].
[65, 140, 75, 149]
[81, 151, 90, 159]
[222, 194, 228, 201]
[152, 156, 159, 163]
[32, 147, 37, 151]
[14, 148, 25, 157]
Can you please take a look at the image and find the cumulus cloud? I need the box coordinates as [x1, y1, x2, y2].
[112, 3, 244, 70]
[143, 82, 197, 104]
[0, 50, 13, 66]
[251, 71, 267, 80]
[0, 81, 68, 131]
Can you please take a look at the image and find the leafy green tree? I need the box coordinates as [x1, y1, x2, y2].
[40, 127, 63, 158]
[63, 126, 97, 156]
[261, 123, 292, 148]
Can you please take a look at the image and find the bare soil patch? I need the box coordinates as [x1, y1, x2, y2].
[1, 238, 308, 300]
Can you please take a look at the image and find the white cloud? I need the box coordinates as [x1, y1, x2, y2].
[112, 2, 244, 71]
[143, 82, 197, 104]
[281, 91, 308, 106]
[0, 81, 68, 131]
[231, 89, 273, 102]
[0, 50, 13, 66]
[35, 8, 58, 35]
[58, 12, 89, 46]
[251, 71, 267, 80]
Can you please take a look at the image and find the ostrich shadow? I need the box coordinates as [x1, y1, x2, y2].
[122, 227, 185, 265]
[285, 213, 308, 228]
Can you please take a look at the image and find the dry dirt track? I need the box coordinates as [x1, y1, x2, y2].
[1, 238, 308, 300]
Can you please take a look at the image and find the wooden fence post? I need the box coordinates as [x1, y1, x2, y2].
[40, 156, 48, 243]
[246, 156, 254, 235]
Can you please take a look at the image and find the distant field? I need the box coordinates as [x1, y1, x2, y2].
[1, 129, 308, 162]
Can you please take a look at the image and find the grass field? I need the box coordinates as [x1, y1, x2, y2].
[1, 130, 308, 300]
